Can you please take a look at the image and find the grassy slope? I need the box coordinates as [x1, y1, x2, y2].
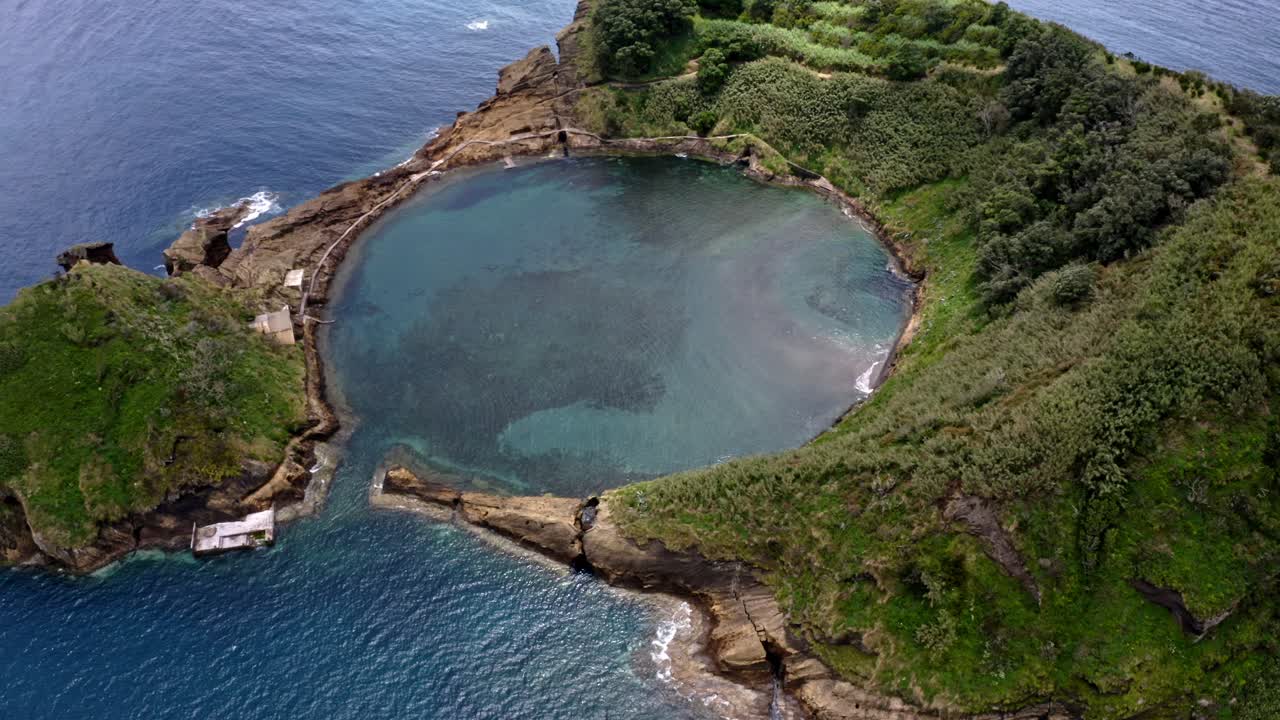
[0, 264, 306, 549]
[584, 1, 1280, 714]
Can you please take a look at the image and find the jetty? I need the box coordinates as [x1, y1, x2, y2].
[191, 509, 276, 556]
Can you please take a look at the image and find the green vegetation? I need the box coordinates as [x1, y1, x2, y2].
[0, 264, 306, 549]
[582, 0, 1280, 714]
[1226, 88, 1280, 174]
[592, 0, 697, 76]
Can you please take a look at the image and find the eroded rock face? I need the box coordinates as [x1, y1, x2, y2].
[55, 242, 121, 272]
[0, 493, 39, 565]
[163, 204, 251, 275]
[12, 456, 301, 574]
[943, 493, 1042, 605]
[376, 467, 1080, 720]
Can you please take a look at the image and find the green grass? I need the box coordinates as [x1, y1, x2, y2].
[0, 264, 306, 549]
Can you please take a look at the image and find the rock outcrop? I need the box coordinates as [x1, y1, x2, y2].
[943, 493, 1042, 605]
[377, 467, 1076, 720]
[383, 468, 583, 562]
[55, 242, 120, 271]
[163, 204, 250, 275]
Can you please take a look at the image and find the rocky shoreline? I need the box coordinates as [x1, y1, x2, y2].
[374, 467, 1072, 720]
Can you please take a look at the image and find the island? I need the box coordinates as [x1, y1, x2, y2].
[2, 0, 1278, 717]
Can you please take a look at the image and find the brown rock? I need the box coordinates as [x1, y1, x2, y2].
[458, 493, 584, 563]
[0, 493, 39, 565]
[55, 242, 121, 271]
[163, 203, 251, 275]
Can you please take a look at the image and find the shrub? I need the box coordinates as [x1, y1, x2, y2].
[886, 43, 929, 81]
[698, 48, 730, 94]
[690, 110, 719, 135]
[1047, 263, 1097, 307]
[696, 18, 876, 71]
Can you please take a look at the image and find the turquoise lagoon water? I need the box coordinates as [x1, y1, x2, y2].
[326, 157, 913, 494]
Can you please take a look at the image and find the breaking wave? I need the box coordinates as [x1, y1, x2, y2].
[651, 602, 693, 683]
[856, 360, 881, 394]
[194, 190, 280, 229]
[466, 19, 490, 31]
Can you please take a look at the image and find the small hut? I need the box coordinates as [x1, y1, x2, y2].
[251, 305, 295, 345]
[283, 268, 305, 290]
[191, 509, 276, 556]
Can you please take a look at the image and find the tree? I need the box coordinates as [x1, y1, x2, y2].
[977, 101, 1011, 137]
[690, 110, 719, 136]
[593, 0, 697, 77]
[1001, 27, 1095, 123]
[743, 0, 777, 22]
[697, 0, 742, 18]
[698, 48, 730, 94]
[886, 43, 928, 81]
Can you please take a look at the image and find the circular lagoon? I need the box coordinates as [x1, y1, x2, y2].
[328, 156, 913, 496]
[0, 156, 911, 720]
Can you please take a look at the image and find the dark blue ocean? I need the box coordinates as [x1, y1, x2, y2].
[1, 1, 1277, 718]
[0, 0, 580, 302]
[1006, 0, 1280, 95]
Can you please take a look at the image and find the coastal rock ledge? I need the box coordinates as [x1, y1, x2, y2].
[378, 467, 1074, 720]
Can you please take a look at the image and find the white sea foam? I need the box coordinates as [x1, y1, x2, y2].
[232, 191, 280, 227]
[194, 190, 281, 229]
[651, 602, 693, 683]
[856, 360, 881, 394]
[466, 19, 490, 31]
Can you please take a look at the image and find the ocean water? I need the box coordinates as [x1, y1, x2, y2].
[0, 453, 713, 720]
[0, 0, 577, 302]
[1006, 0, 1280, 94]
[326, 157, 911, 495]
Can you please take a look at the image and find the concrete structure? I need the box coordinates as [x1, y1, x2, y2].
[283, 268, 305, 289]
[191, 509, 276, 556]
[251, 305, 295, 345]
